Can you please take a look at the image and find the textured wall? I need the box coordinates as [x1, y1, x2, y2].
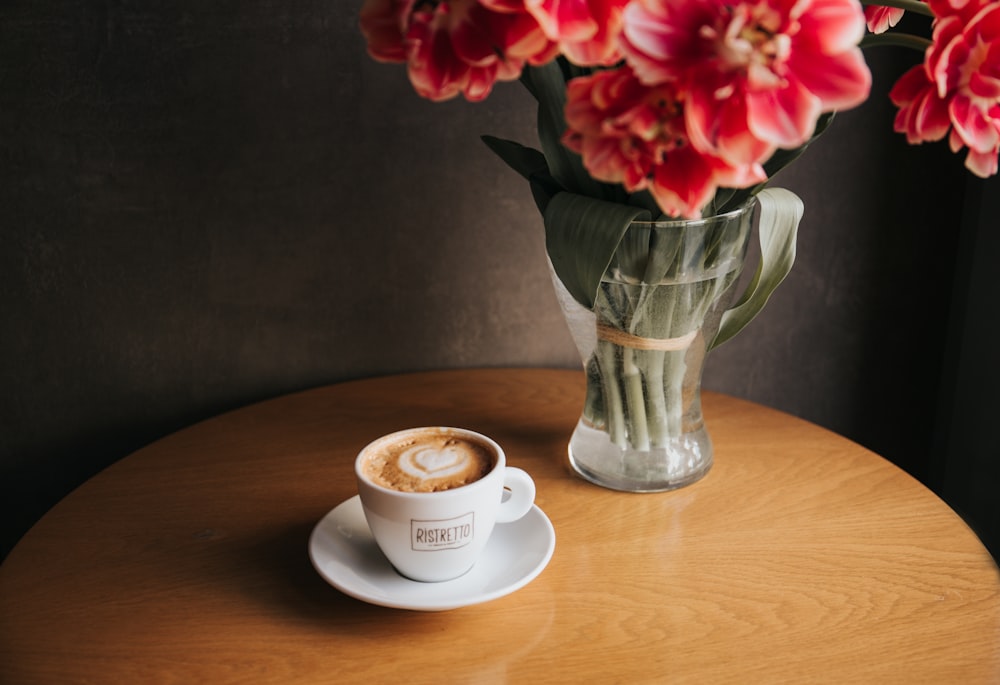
[1, 1, 980, 558]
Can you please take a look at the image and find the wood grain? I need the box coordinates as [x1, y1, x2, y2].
[2, 369, 998, 684]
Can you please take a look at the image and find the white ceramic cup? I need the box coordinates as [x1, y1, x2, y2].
[355, 427, 536, 582]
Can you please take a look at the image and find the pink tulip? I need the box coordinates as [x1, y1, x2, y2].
[890, 65, 952, 144]
[562, 66, 766, 217]
[360, 0, 558, 101]
[618, 0, 872, 166]
[891, 0, 1000, 177]
[523, 0, 630, 65]
[864, 6, 905, 35]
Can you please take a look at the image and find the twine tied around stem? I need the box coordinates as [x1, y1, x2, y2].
[595, 324, 698, 351]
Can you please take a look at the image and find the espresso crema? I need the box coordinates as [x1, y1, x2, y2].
[361, 429, 495, 493]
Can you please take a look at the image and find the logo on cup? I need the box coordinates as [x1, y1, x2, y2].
[411, 512, 475, 551]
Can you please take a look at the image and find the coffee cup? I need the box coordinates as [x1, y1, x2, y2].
[355, 426, 536, 582]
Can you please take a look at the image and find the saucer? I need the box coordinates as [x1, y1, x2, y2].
[308, 496, 555, 611]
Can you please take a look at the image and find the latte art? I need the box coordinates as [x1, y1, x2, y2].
[399, 444, 478, 480]
[361, 429, 495, 493]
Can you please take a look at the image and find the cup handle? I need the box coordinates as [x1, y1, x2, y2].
[496, 467, 536, 523]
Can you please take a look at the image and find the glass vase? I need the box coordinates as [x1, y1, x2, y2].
[550, 203, 755, 492]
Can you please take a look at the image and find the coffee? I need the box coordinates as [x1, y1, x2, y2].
[355, 426, 536, 581]
[360, 428, 495, 493]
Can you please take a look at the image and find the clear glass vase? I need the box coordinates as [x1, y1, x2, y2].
[550, 203, 755, 492]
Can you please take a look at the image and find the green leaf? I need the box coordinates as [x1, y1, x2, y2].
[710, 188, 803, 349]
[544, 192, 653, 310]
[481, 134, 563, 214]
[480, 135, 548, 181]
[860, 31, 933, 51]
[524, 62, 608, 200]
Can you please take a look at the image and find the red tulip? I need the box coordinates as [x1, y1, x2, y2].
[891, 0, 1000, 177]
[619, 0, 872, 166]
[562, 66, 766, 217]
[360, 0, 557, 101]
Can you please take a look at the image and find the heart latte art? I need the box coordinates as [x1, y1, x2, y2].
[362, 429, 495, 493]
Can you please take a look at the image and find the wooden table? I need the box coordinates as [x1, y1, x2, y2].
[2, 369, 998, 683]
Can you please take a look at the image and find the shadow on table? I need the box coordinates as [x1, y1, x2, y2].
[215, 518, 557, 677]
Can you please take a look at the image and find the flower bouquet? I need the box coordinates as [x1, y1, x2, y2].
[359, 0, 1000, 490]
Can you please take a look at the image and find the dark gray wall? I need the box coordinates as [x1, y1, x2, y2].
[2, 1, 991, 559]
[934, 173, 1000, 559]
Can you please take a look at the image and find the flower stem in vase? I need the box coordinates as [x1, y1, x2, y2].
[644, 349, 668, 446]
[596, 339, 628, 448]
[622, 347, 651, 450]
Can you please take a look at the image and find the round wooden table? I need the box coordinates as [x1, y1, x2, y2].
[2, 369, 998, 683]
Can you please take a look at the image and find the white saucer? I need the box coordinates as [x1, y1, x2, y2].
[308, 495, 555, 611]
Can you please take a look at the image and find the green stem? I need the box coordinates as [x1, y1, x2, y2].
[582, 355, 604, 425]
[645, 350, 668, 446]
[597, 342, 628, 449]
[635, 277, 672, 447]
[861, 32, 934, 51]
[664, 350, 686, 437]
[623, 349, 650, 451]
